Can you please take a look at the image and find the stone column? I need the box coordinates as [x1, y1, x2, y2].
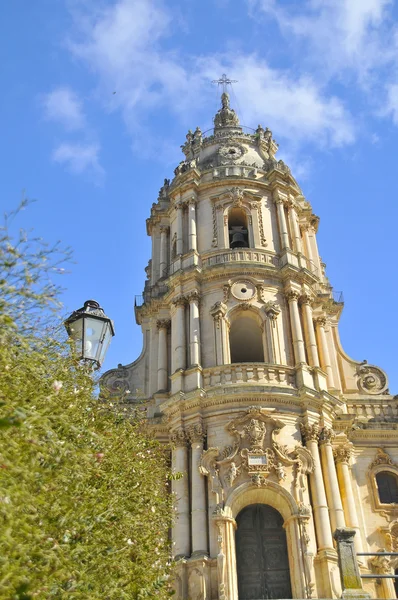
[334, 446, 364, 556]
[176, 202, 184, 256]
[159, 225, 169, 278]
[170, 429, 190, 559]
[316, 317, 335, 388]
[188, 423, 208, 557]
[286, 291, 307, 365]
[300, 295, 320, 367]
[188, 197, 197, 252]
[334, 528, 370, 599]
[319, 427, 345, 534]
[172, 296, 186, 372]
[188, 291, 201, 367]
[300, 423, 334, 551]
[275, 195, 290, 250]
[288, 201, 303, 253]
[156, 319, 170, 391]
[301, 224, 317, 273]
[210, 302, 227, 366]
[264, 303, 281, 364]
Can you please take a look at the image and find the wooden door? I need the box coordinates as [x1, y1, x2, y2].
[236, 504, 292, 600]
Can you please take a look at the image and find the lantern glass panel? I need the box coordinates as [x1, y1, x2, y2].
[84, 317, 106, 362]
[68, 317, 84, 357]
[98, 321, 113, 366]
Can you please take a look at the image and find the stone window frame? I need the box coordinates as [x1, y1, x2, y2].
[210, 188, 265, 250]
[367, 450, 398, 513]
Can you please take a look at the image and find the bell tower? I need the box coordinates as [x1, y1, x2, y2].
[102, 90, 395, 600]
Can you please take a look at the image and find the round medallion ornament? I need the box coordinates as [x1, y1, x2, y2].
[231, 280, 256, 301]
[218, 144, 246, 165]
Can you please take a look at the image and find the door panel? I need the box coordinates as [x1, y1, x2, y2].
[236, 504, 292, 600]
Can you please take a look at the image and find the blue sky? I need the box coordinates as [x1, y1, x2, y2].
[1, 0, 398, 391]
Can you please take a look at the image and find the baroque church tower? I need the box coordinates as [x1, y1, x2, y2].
[102, 91, 398, 600]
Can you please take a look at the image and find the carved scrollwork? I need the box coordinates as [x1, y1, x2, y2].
[356, 362, 388, 395]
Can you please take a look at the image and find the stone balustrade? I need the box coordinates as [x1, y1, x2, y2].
[202, 362, 296, 388]
[346, 400, 398, 422]
[202, 248, 279, 269]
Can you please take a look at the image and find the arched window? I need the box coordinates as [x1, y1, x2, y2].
[376, 472, 398, 504]
[229, 313, 264, 363]
[228, 207, 249, 249]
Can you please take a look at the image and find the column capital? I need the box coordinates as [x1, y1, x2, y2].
[273, 189, 287, 205]
[300, 422, 320, 443]
[319, 426, 335, 445]
[175, 200, 185, 211]
[187, 422, 206, 444]
[172, 295, 187, 307]
[316, 316, 327, 328]
[159, 225, 170, 234]
[334, 445, 352, 465]
[300, 293, 315, 307]
[187, 290, 201, 305]
[188, 195, 197, 207]
[286, 290, 300, 303]
[169, 428, 187, 448]
[157, 318, 171, 330]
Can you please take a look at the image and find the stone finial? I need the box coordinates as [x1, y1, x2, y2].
[214, 92, 240, 130]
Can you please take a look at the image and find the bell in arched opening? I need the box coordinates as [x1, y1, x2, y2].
[228, 206, 250, 249]
[230, 226, 248, 248]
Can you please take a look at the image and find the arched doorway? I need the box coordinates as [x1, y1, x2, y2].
[236, 504, 292, 600]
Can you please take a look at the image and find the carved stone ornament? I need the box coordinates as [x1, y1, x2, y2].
[218, 144, 246, 165]
[264, 300, 281, 321]
[187, 423, 206, 444]
[369, 448, 395, 470]
[157, 319, 171, 330]
[169, 428, 187, 448]
[210, 301, 227, 323]
[369, 552, 392, 575]
[381, 521, 398, 552]
[333, 444, 352, 465]
[200, 407, 314, 495]
[100, 364, 131, 399]
[319, 427, 335, 445]
[300, 422, 320, 444]
[226, 186, 244, 206]
[231, 280, 256, 301]
[356, 362, 388, 395]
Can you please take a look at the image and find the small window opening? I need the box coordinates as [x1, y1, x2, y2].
[229, 207, 249, 249]
[230, 315, 264, 363]
[376, 472, 398, 504]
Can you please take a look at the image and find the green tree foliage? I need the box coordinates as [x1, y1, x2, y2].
[0, 202, 173, 599]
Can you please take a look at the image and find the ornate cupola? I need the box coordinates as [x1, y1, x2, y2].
[101, 88, 396, 600]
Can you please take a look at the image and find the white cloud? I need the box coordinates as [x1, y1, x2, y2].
[65, 0, 354, 153]
[249, 0, 396, 82]
[43, 87, 86, 130]
[385, 83, 398, 124]
[52, 142, 103, 177]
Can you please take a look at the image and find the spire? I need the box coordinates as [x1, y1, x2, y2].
[213, 91, 241, 131]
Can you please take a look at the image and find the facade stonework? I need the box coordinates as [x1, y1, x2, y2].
[102, 93, 398, 599]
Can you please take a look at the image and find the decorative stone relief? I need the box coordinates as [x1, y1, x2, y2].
[218, 144, 246, 165]
[231, 280, 256, 301]
[200, 407, 314, 497]
[187, 423, 206, 444]
[170, 428, 187, 448]
[356, 362, 388, 395]
[369, 448, 395, 470]
[264, 301, 281, 321]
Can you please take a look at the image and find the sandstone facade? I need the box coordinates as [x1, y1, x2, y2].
[101, 93, 398, 600]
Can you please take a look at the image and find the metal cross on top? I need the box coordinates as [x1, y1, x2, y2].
[212, 73, 238, 93]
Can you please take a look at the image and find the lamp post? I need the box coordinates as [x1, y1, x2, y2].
[64, 300, 115, 370]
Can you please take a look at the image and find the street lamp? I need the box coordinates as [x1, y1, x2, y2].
[64, 300, 115, 370]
